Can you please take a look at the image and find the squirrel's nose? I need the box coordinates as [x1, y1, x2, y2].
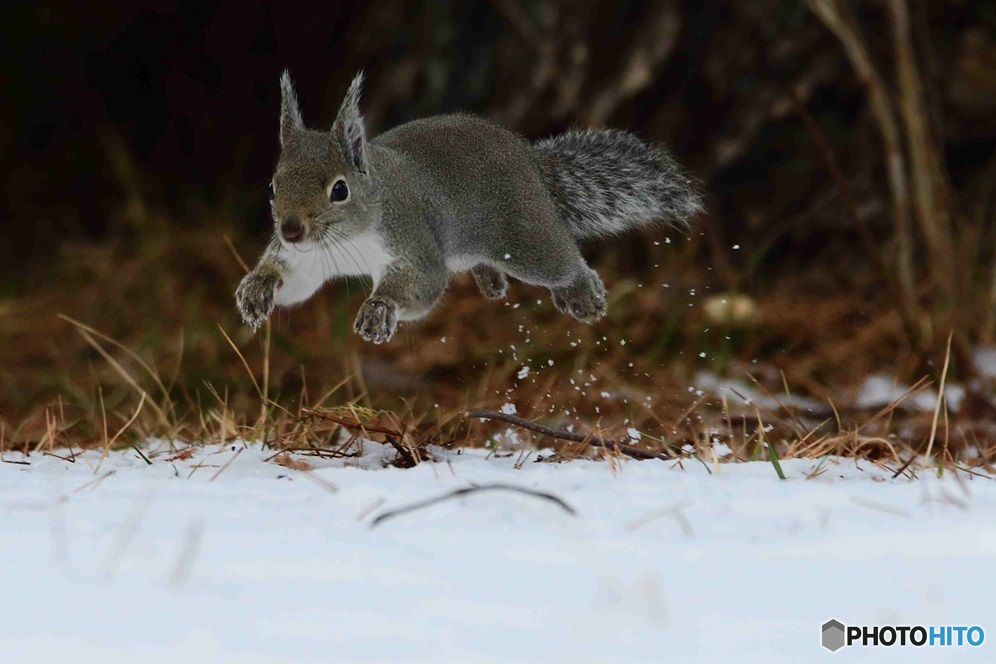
[281, 217, 305, 243]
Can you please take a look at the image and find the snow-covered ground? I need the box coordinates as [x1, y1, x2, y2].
[2, 441, 994, 663]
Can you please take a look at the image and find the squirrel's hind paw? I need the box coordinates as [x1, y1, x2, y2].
[472, 265, 509, 301]
[552, 270, 607, 324]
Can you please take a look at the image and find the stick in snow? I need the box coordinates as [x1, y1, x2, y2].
[465, 409, 672, 461]
[370, 483, 577, 528]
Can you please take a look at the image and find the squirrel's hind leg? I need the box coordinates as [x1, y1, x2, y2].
[551, 267, 607, 323]
[472, 265, 509, 300]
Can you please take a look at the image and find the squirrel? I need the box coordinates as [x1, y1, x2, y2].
[236, 71, 702, 343]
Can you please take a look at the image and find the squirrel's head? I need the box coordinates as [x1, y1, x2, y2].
[269, 71, 377, 247]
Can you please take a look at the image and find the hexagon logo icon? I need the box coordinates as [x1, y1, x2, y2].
[822, 619, 846, 652]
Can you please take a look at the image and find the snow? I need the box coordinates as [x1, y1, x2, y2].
[695, 371, 825, 413]
[855, 374, 966, 413]
[974, 345, 996, 379]
[698, 368, 981, 416]
[2, 442, 995, 662]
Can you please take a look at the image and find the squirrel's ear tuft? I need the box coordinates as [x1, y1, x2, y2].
[332, 71, 368, 175]
[279, 70, 304, 144]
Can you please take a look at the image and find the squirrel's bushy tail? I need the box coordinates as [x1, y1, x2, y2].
[534, 129, 702, 240]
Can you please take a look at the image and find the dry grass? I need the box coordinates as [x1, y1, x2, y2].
[1, 213, 994, 476]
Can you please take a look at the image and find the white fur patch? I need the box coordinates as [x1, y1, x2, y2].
[274, 231, 393, 306]
[445, 254, 484, 273]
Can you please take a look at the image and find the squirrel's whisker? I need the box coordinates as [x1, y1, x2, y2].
[325, 225, 373, 285]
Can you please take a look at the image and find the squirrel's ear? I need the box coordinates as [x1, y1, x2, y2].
[279, 70, 304, 145]
[332, 72, 368, 175]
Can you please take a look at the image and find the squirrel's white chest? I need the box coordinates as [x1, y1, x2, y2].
[283, 233, 393, 284]
[323, 231, 394, 282]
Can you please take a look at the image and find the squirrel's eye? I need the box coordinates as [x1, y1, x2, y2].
[268, 183, 275, 201]
[329, 179, 349, 203]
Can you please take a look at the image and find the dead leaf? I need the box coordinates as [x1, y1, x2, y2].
[272, 454, 313, 472]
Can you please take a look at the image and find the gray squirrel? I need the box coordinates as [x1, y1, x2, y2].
[236, 71, 702, 343]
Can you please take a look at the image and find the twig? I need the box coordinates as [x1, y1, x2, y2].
[789, 86, 891, 283]
[217, 324, 263, 401]
[302, 407, 403, 437]
[923, 331, 953, 466]
[223, 234, 250, 273]
[489, 0, 548, 57]
[72, 470, 116, 494]
[370, 483, 577, 528]
[889, 0, 956, 305]
[131, 445, 152, 466]
[466, 409, 671, 461]
[804, 0, 922, 346]
[259, 320, 271, 429]
[890, 454, 917, 480]
[210, 448, 242, 481]
[385, 436, 424, 468]
[299, 469, 339, 494]
[581, 0, 682, 126]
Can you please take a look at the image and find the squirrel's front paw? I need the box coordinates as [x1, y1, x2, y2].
[236, 271, 281, 331]
[354, 297, 398, 344]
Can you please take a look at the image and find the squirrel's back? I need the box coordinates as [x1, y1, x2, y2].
[374, 113, 534, 177]
[372, 114, 560, 250]
[374, 115, 701, 242]
[373, 114, 543, 207]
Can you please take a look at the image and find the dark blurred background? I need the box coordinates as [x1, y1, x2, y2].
[7, 1, 994, 275]
[2, 0, 996, 441]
